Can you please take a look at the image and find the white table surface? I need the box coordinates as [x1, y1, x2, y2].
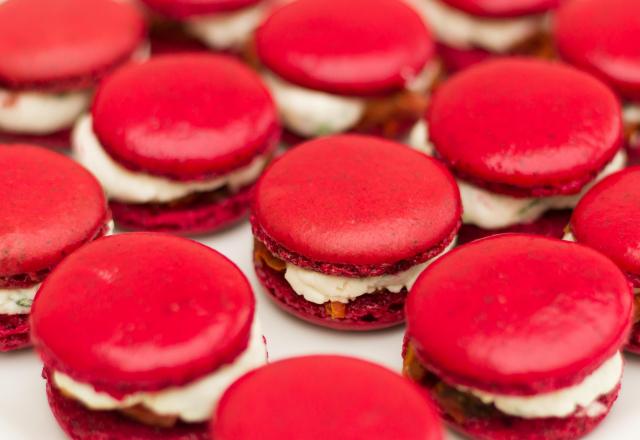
[0, 221, 639, 439]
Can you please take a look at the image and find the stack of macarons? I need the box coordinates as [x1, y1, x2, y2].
[0, 145, 111, 351]
[31, 233, 266, 439]
[0, 0, 146, 148]
[253, 0, 439, 142]
[251, 135, 461, 329]
[73, 53, 279, 234]
[406, 0, 558, 72]
[411, 58, 626, 244]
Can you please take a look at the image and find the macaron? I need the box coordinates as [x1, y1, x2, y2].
[0, 145, 111, 352]
[213, 355, 444, 440]
[406, 0, 557, 72]
[253, 0, 438, 142]
[565, 167, 640, 353]
[554, 0, 640, 163]
[251, 135, 461, 330]
[412, 58, 625, 244]
[0, 0, 146, 147]
[31, 233, 266, 439]
[404, 234, 633, 440]
[73, 53, 280, 234]
[141, 0, 271, 52]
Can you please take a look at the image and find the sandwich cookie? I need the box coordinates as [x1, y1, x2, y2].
[73, 53, 280, 234]
[406, 0, 558, 72]
[565, 167, 640, 353]
[554, 0, 640, 164]
[213, 356, 444, 440]
[253, 0, 438, 142]
[410, 58, 626, 244]
[0, 0, 146, 148]
[404, 234, 633, 440]
[0, 145, 111, 351]
[31, 233, 266, 439]
[252, 135, 461, 330]
[141, 0, 272, 52]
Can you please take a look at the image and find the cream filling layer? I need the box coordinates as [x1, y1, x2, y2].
[284, 240, 456, 305]
[406, 0, 544, 52]
[0, 220, 113, 315]
[53, 320, 266, 423]
[72, 115, 269, 204]
[408, 121, 627, 229]
[0, 88, 91, 135]
[186, 3, 266, 50]
[459, 353, 623, 419]
[623, 104, 640, 126]
[263, 63, 439, 138]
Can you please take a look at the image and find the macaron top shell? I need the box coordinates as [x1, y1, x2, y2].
[0, 0, 145, 90]
[252, 135, 461, 270]
[441, 0, 559, 18]
[428, 59, 622, 196]
[255, 0, 434, 96]
[0, 145, 108, 278]
[141, 0, 262, 19]
[213, 355, 443, 440]
[31, 233, 255, 396]
[555, 0, 640, 102]
[406, 234, 632, 395]
[572, 167, 640, 279]
[92, 54, 279, 181]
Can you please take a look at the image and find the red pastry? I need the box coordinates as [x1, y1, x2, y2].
[141, 0, 272, 52]
[31, 233, 266, 439]
[0, 0, 146, 148]
[0, 145, 110, 352]
[213, 355, 444, 440]
[404, 234, 632, 440]
[414, 58, 625, 244]
[554, 0, 640, 164]
[253, 0, 438, 142]
[566, 167, 640, 353]
[72, 53, 279, 234]
[406, 0, 557, 72]
[251, 135, 461, 330]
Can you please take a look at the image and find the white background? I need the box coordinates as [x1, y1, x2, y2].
[0, 222, 639, 439]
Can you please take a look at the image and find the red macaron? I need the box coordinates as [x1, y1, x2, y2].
[404, 234, 633, 440]
[0, 145, 110, 351]
[254, 0, 437, 140]
[142, 0, 263, 19]
[409, 0, 557, 73]
[213, 355, 444, 440]
[568, 166, 640, 352]
[0, 0, 146, 146]
[73, 53, 279, 234]
[424, 58, 624, 243]
[251, 135, 461, 330]
[31, 233, 263, 439]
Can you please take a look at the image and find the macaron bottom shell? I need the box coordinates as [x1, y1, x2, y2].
[254, 258, 406, 331]
[0, 128, 71, 149]
[109, 184, 253, 234]
[45, 370, 209, 440]
[0, 314, 30, 352]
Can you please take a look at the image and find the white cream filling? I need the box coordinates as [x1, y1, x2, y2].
[408, 121, 627, 229]
[186, 3, 266, 50]
[623, 104, 640, 126]
[0, 220, 113, 315]
[563, 231, 575, 242]
[458, 353, 622, 419]
[284, 239, 456, 305]
[0, 88, 91, 135]
[406, 0, 544, 53]
[263, 63, 439, 138]
[457, 149, 626, 229]
[53, 319, 266, 423]
[72, 115, 269, 204]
